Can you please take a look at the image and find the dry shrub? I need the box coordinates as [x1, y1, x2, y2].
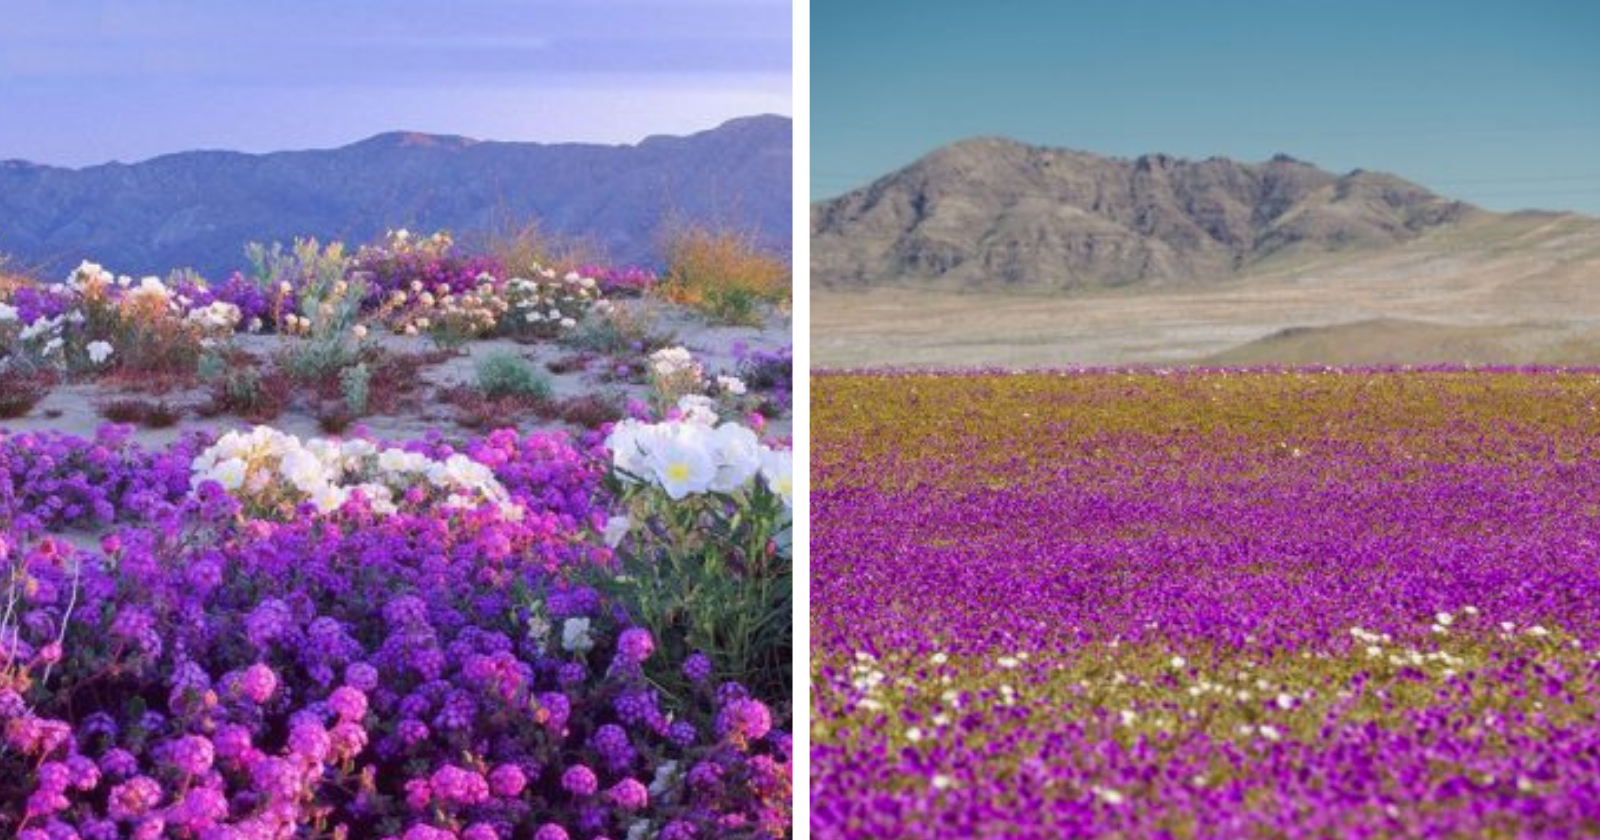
[659, 226, 790, 325]
[363, 352, 432, 415]
[200, 368, 294, 422]
[442, 385, 547, 431]
[0, 372, 51, 419]
[546, 353, 593, 375]
[550, 393, 622, 429]
[0, 273, 35, 299]
[99, 398, 182, 428]
[316, 404, 356, 435]
[480, 218, 605, 275]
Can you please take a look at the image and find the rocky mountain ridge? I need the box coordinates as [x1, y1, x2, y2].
[0, 115, 791, 278]
[811, 137, 1478, 291]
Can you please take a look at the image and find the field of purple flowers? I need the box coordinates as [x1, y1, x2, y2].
[813, 370, 1600, 839]
[2, 418, 792, 840]
[0, 231, 794, 840]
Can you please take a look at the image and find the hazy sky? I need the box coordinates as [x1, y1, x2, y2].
[0, 0, 791, 166]
[814, 0, 1600, 214]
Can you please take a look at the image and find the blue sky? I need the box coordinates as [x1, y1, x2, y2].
[0, 0, 791, 166]
[814, 0, 1600, 214]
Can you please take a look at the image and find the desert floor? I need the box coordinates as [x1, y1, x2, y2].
[814, 212, 1600, 368]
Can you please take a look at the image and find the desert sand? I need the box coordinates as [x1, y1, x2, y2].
[814, 212, 1600, 368]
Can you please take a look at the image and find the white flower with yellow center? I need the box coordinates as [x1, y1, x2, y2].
[212, 458, 248, 490]
[759, 448, 793, 507]
[648, 437, 716, 500]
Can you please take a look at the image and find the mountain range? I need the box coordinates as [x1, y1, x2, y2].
[812, 136, 1600, 367]
[812, 137, 1481, 291]
[0, 115, 791, 279]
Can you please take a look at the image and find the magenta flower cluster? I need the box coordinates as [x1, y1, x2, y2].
[576, 266, 658, 298]
[812, 370, 1600, 839]
[1, 423, 791, 839]
[0, 424, 199, 535]
[350, 246, 504, 305]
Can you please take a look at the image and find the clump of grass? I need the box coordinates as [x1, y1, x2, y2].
[476, 352, 551, 402]
[98, 398, 182, 428]
[659, 226, 790, 326]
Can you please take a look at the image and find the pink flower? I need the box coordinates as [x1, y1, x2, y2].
[239, 663, 278, 704]
[108, 776, 164, 821]
[606, 778, 648, 811]
[489, 763, 527, 798]
[328, 685, 369, 722]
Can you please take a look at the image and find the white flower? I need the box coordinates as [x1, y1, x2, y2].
[1094, 787, 1126, 806]
[43, 337, 63, 355]
[716, 375, 747, 395]
[706, 424, 763, 492]
[931, 775, 954, 791]
[379, 448, 427, 474]
[677, 394, 720, 427]
[603, 515, 632, 549]
[759, 447, 793, 507]
[649, 346, 702, 380]
[0, 303, 17, 322]
[562, 617, 594, 653]
[604, 419, 653, 479]
[278, 448, 327, 494]
[132, 275, 169, 299]
[212, 458, 248, 490]
[186, 301, 241, 331]
[309, 483, 350, 513]
[647, 437, 717, 500]
[87, 340, 115, 364]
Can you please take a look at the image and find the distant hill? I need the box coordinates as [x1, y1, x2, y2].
[0, 115, 791, 278]
[812, 137, 1479, 291]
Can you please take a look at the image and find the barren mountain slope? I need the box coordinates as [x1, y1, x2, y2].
[812, 138, 1475, 293]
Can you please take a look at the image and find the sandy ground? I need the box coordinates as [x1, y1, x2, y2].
[814, 212, 1600, 368]
[4, 300, 792, 447]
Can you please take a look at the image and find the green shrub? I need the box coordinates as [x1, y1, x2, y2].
[475, 352, 551, 401]
[340, 363, 371, 416]
[592, 478, 792, 703]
